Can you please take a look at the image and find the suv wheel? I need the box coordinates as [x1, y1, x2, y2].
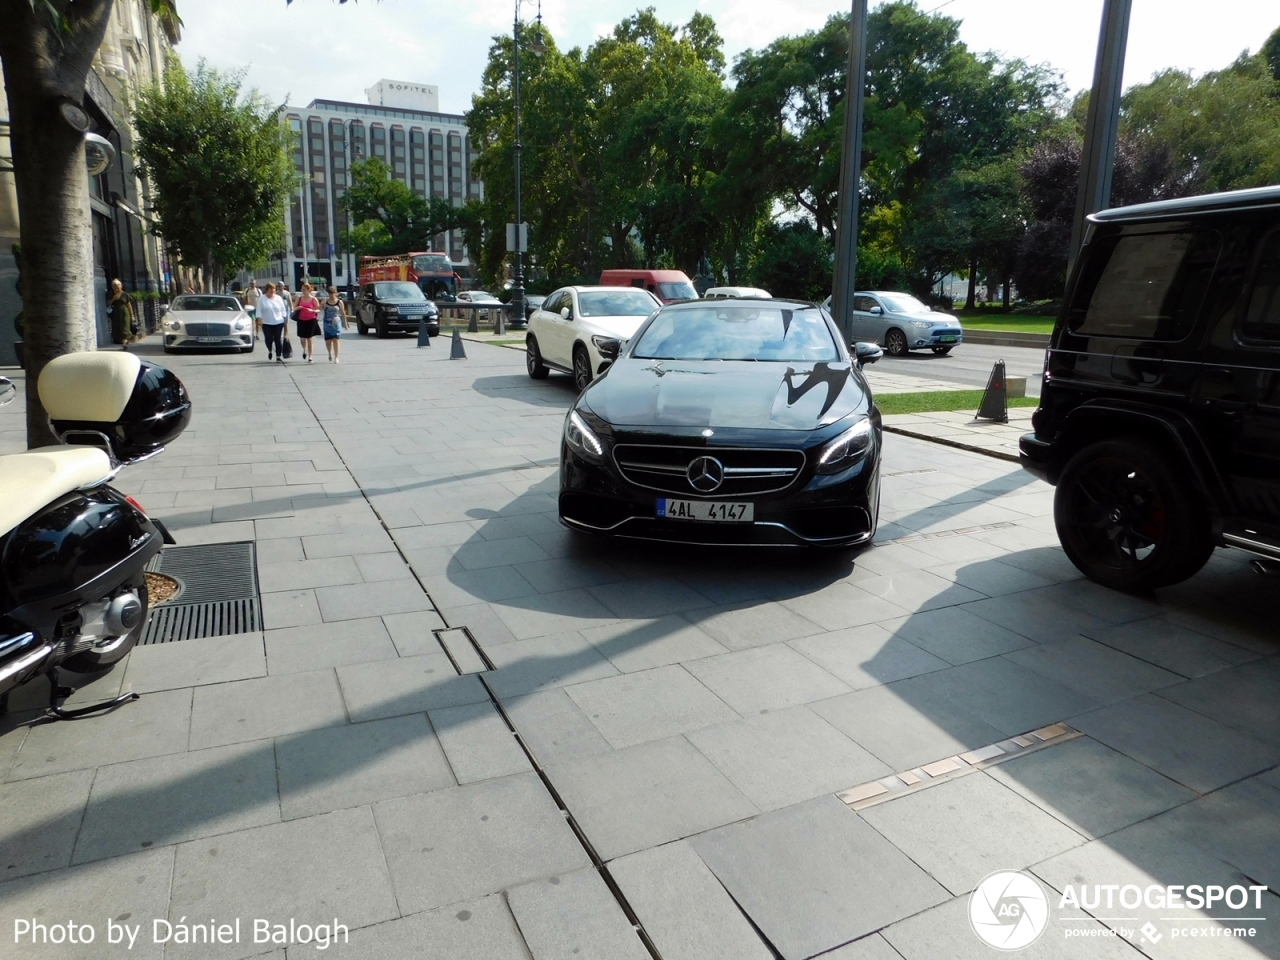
[573, 344, 592, 392]
[357, 319, 368, 335]
[526, 335, 549, 379]
[885, 329, 909, 356]
[1054, 439, 1213, 591]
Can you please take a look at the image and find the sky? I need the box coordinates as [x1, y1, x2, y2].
[177, 0, 1279, 116]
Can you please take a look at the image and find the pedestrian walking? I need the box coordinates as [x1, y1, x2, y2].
[107, 279, 135, 347]
[321, 286, 348, 362]
[296, 282, 321, 362]
[244, 279, 261, 339]
[258, 281, 290, 362]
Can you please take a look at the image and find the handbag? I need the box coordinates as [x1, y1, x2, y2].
[280, 336, 294, 359]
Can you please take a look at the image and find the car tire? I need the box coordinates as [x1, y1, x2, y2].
[376, 319, 388, 339]
[885, 329, 909, 356]
[357, 319, 368, 335]
[573, 344, 592, 392]
[526, 335, 550, 379]
[931, 346, 953, 356]
[1054, 439, 1213, 592]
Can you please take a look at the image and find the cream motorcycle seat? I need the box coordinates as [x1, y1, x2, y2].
[0, 446, 114, 538]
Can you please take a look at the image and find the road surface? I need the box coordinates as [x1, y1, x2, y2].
[871, 342, 1047, 396]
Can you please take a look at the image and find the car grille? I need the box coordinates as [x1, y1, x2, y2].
[613, 444, 805, 496]
[183, 322, 232, 337]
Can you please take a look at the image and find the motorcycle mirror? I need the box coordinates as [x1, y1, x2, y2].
[0, 377, 15, 406]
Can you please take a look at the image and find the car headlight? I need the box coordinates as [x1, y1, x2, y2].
[233, 319, 247, 331]
[166, 319, 181, 331]
[564, 410, 604, 461]
[910, 320, 933, 329]
[815, 417, 873, 474]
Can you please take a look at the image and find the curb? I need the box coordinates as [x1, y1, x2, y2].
[883, 424, 1022, 464]
[961, 329, 1051, 349]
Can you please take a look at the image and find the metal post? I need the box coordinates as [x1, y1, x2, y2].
[1068, 0, 1132, 280]
[506, 3, 524, 338]
[345, 127, 355, 298]
[830, 0, 869, 346]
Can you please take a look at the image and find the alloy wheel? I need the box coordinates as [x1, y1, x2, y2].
[1062, 456, 1167, 573]
[885, 329, 908, 356]
[574, 348, 592, 391]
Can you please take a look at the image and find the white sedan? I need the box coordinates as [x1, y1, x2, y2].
[526, 286, 660, 391]
[162, 294, 254, 354]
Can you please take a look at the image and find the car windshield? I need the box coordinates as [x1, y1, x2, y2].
[172, 296, 239, 312]
[879, 293, 930, 314]
[577, 290, 657, 317]
[375, 282, 425, 300]
[632, 305, 838, 362]
[656, 281, 698, 300]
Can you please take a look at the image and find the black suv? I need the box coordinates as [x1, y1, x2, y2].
[1021, 186, 1280, 591]
[355, 281, 440, 339]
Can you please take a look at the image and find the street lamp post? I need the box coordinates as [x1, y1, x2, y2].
[507, 1, 545, 337]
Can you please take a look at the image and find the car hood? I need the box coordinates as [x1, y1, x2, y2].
[580, 315, 651, 339]
[892, 309, 960, 325]
[583, 358, 868, 431]
[170, 311, 245, 323]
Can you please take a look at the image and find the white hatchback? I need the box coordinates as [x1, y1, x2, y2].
[526, 286, 660, 391]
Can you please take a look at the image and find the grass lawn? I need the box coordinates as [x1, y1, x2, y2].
[956, 314, 1055, 335]
[876, 390, 1040, 416]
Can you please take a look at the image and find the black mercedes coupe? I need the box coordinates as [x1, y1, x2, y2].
[558, 298, 884, 547]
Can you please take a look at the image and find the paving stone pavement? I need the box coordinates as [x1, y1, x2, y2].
[0, 336, 1277, 959]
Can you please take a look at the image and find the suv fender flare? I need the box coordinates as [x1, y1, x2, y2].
[1053, 402, 1234, 521]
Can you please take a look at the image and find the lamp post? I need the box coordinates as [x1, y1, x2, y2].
[507, 0, 545, 336]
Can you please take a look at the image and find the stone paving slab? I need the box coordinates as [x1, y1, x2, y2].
[1, 336, 1277, 959]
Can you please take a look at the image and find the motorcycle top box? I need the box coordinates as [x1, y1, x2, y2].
[39, 352, 191, 462]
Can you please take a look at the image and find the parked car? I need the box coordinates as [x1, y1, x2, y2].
[557, 297, 885, 546]
[599, 269, 698, 303]
[162, 295, 254, 354]
[1020, 184, 1280, 591]
[847, 291, 964, 356]
[704, 286, 771, 299]
[526, 286, 661, 391]
[507, 293, 545, 329]
[457, 290, 500, 321]
[355, 281, 439, 338]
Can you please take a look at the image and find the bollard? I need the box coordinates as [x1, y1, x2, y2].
[494, 303, 507, 336]
[418, 315, 431, 347]
[450, 327, 467, 360]
[975, 359, 1009, 423]
[467, 312, 479, 333]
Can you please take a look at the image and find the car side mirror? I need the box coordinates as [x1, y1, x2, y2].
[595, 338, 621, 361]
[854, 342, 883, 366]
[869, 305, 883, 316]
[0, 377, 14, 406]
[561, 307, 571, 319]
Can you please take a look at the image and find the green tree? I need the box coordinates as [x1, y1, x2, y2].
[344, 157, 468, 257]
[134, 58, 295, 290]
[0, 0, 178, 446]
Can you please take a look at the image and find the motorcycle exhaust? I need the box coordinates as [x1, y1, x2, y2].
[0, 635, 55, 690]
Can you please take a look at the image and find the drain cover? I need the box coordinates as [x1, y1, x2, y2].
[141, 542, 260, 643]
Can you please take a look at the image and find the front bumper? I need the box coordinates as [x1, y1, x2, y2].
[165, 333, 253, 349]
[908, 328, 963, 349]
[382, 316, 440, 335]
[559, 439, 880, 548]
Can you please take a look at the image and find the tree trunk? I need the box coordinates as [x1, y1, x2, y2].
[964, 259, 977, 310]
[0, 0, 116, 448]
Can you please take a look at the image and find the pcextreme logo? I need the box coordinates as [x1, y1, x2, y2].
[969, 871, 1050, 951]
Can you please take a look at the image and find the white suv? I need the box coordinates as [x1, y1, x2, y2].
[526, 286, 660, 391]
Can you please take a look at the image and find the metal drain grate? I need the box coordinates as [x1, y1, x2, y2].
[142, 542, 260, 643]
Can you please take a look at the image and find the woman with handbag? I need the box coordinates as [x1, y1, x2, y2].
[258, 282, 290, 362]
[321, 286, 348, 363]
[295, 282, 321, 362]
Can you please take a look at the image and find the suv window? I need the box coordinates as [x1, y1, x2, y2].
[1242, 229, 1280, 342]
[1068, 230, 1220, 341]
[853, 295, 878, 312]
[542, 292, 564, 314]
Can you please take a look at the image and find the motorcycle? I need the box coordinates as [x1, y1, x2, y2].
[0, 352, 191, 719]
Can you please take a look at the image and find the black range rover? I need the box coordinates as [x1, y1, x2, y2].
[355, 281, 440, 338]
[1021, 185, 1280, 591]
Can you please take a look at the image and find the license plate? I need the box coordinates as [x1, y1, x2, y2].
[657, 498, 754, 522]
[939, 335, 958, 343]
[196, 337, 220, 343]
[403, 314, 424, 320]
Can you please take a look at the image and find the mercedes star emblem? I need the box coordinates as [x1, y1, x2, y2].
[687, 456, 725, 493]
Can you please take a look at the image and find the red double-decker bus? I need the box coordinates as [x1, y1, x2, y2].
[358, 252, 459, 301]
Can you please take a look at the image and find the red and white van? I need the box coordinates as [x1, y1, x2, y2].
[598, 269, 698, 303]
